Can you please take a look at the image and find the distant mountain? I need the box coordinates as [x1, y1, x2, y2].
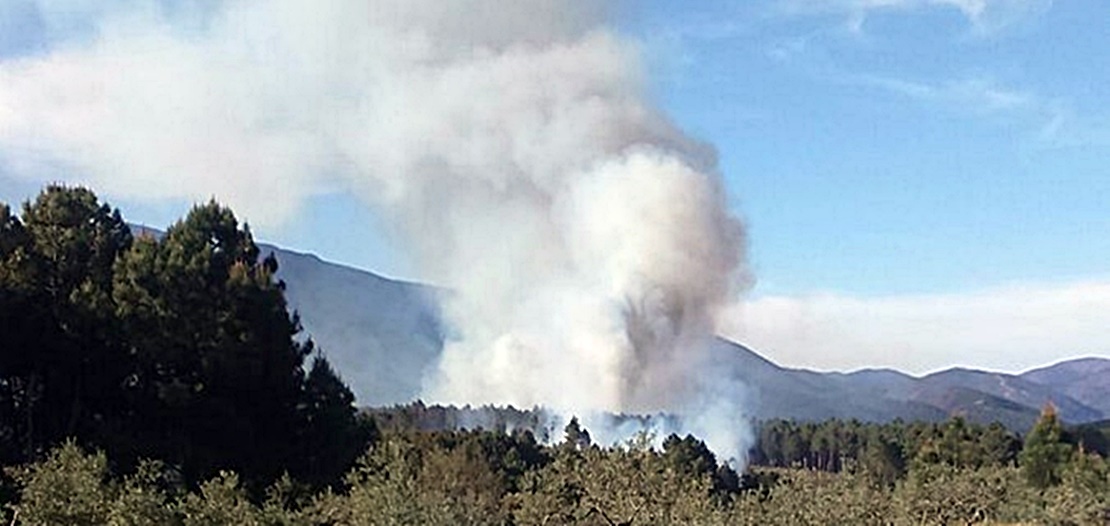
[909, 385, 1043, 431]
[914, 367, 1104, 430]
[705, 339, 947, 423]
[232, 237, 1110, 431]
[1021, 357, 1110, 416]
[263, 245, 444, 405]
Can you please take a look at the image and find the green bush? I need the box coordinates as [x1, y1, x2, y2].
[107, 460, 180, 526]
[176, 472, 262, 526]
[10, 441, 114, 526]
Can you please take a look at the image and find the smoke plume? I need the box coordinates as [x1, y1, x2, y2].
[0, 1, 752, 461]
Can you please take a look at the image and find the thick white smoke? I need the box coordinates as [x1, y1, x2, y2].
[0, 0, 752, 461]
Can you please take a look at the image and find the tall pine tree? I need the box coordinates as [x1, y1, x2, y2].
[1019, 403, 1072, 489]
[0, 187, 132, 463]
[113, 200, 366, 486]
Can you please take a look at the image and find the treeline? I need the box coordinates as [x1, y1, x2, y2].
[366, 402, 680, 446]
[368, 402, 562, 441]
[370, 401, 1108, 483]
[3, 409, 1109, 525]
[752, 416, 1021, 477]
[753, 412, 1110, 483]
[0, 186, 371, 490]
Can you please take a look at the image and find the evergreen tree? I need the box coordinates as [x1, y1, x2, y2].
[2, 189, 368, 489]
[113, 201, 312, 484]
[297, 354, 374, 487]
[1019, 404, 1072, 489]
[662, 434, 717, 479]
[861, 432, 905, 487]
[563, 417, 591, 450]
[0, 187, 133, 463]
[0, 203, 34, 463]
[978, 422, 1021, 467]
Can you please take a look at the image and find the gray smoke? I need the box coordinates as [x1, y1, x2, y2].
[0, 0, 753, 462]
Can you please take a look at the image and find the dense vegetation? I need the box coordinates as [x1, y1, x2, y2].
[0, 186, 370, 491]
[3, 186, 1109, 524]
[3, 407, 1109, 525]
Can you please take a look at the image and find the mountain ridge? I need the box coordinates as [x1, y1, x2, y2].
[139, 227, 1108, 431]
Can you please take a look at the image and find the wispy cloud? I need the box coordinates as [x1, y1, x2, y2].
[780, 0, 1053, 35]
[716, 278, 1110, 375]
[848, 73, 1110, 148]
[764, 32, 1106, 147]
[848, 74, 1033, 113]
[1034, 103, 1110, 149]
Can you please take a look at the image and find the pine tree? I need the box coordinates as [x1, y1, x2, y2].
[563, 417, 591, 450]
[0, 203, 34, 463]
[0, 187, 133, 463]
[861, 433, 905, 487]
[296, 354, 374, 487]
[113, 201, 311, 484]
[1019, 403, 1072, 489]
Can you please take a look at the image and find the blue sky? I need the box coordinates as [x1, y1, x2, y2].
[1, 0, 1107, 373]
[623, 0, 1110, 296]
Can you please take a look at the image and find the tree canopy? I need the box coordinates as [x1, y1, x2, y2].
[0, 186, 370, 489]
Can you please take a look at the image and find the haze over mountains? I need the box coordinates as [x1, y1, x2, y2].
[264, 242, 1110, 432]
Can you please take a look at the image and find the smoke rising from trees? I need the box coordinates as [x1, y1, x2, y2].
[0, 1, 752, 461]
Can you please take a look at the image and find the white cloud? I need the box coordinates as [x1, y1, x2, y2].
[0, 1, 338, 226]
[716, 279, 1110, 374]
